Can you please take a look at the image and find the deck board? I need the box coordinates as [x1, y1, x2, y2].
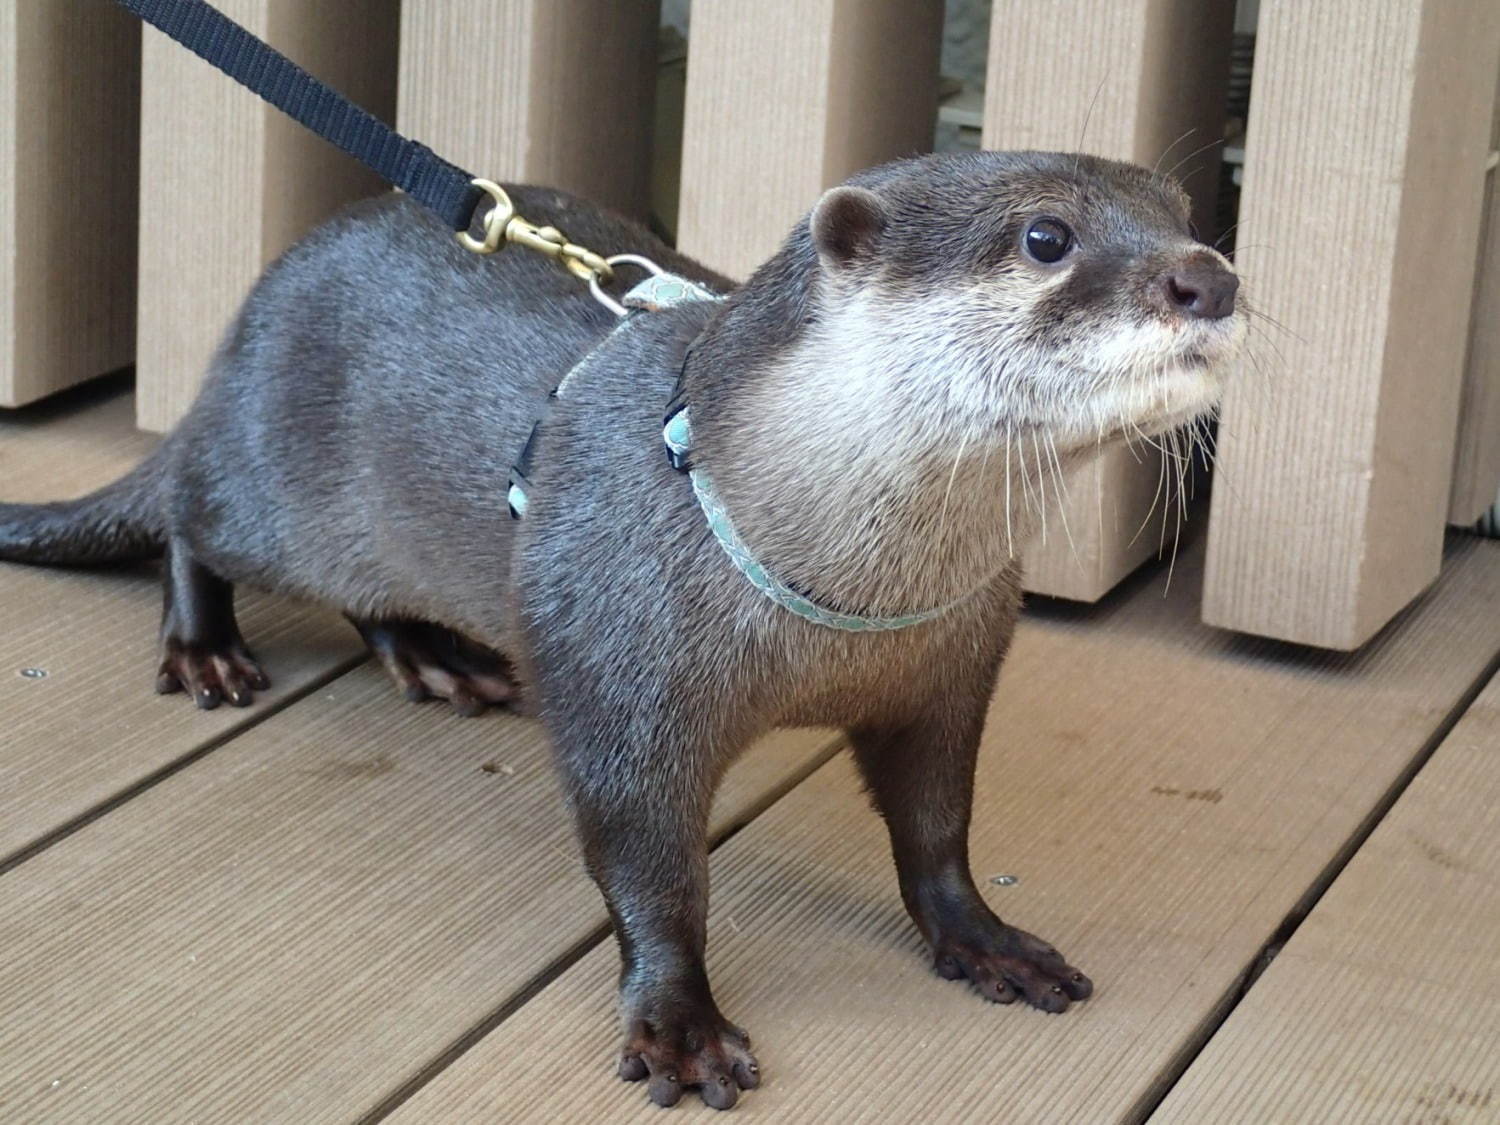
[0, 386, 361, 862]
[1152, 670, 1500, 1123]
[0, 662, 835, 1123]
[385, 535, 1500, 1123]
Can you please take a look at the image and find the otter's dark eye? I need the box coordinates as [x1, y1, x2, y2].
[1023, 217, 1072, 264]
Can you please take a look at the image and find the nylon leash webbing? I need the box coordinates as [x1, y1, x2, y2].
[114, 0, 485, 232]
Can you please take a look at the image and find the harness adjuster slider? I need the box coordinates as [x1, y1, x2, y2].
[662, 400, 693, 472]
[508, 401, 552, 520]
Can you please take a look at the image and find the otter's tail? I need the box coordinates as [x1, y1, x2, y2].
[0, 450, 168, 565]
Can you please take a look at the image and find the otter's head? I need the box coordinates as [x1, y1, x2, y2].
[804, 151, 1245, 453]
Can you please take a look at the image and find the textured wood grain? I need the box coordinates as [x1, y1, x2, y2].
[397, 0, 658, 220]
[0, 661, 835, 1123]
[0, 384, 360, 863]
[0, 0, 139, 407]
[136, 1, 398, 432]
[984, 0, 1235, 602]
[1450, 71, 1500, 524]
[1204, 1, 1500, 648]
[387, 534, 1500, 1122]
[676, 0, 943, 279]
[1155, 670, 1500, 1123]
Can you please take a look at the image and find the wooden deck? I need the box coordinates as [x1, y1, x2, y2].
[2, 380, 1498, 1123]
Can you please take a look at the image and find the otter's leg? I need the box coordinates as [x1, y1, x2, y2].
[349, 617, 514, 716]
[849, 704, 1093, 1013]
[556, 730, 759, 1110]
[155, 539, 269, 709]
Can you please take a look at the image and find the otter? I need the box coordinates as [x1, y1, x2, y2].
[0, 151, 1243, 1110]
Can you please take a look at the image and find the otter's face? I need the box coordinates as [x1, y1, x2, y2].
[813, 152, 1246, 453]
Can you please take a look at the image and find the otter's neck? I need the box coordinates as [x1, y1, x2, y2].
[689, 289, 1060, 616]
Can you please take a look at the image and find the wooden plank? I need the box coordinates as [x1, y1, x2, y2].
[385, 534, 1500, 1122]
[983, 0, 1235, 601]
[0, 663, 835, 1123]
[1154, 670, 1500, 1123]
[0, 0, 139, 407]
[676, 0, 943, 279]
[0, 383, 360, 864]
[397, 0, 658, 221]
[1203, 1, 1500, 648]
[135, 1, 399, 432]
[1450, 72, 1500, 525]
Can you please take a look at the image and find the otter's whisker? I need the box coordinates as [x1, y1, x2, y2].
[1163, 136, 1224, 184]
[1004, 427, 1015, 558]
[1030, 429, 1048, 547]
[1244, 304, 1307, 346]
[1128, 427, 1170, 550]
[1074, 73, 1109, 174]
[935, 430, 971, 544]
[1153, 126, 1200, 177]
[1045, 432, 1081, 569]
[1016, 426, 1039, 527]
[1164, 427, 1191, 596]
[1213, 221, 1244, 251]
[1095, 423, 1106, 547]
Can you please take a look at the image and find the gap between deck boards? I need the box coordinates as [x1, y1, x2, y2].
[1131, 648, 1500, 1122]
[0, 655, 368, 878]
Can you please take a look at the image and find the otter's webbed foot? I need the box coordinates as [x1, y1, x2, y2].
[617, 1007, 761, 1110]
[933, 921, 1092, 1013]
[352, 617, 514, 716]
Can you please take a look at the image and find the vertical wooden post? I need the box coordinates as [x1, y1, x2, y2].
[676, 0, 944, 279]
[1203, 1, 1500, 649]
[982, 0, 1236, 601]
[1449, 72, 1500, 525]
[397, 1, 659, 221]
[135, 1, 399, 433]
[1, 1, 140, 407]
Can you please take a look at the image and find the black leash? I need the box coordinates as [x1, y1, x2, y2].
[119, 0, 674, 527]
[115, 0, 486, 233]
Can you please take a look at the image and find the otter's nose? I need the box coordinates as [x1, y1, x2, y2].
[1164, 261, 1239, 319]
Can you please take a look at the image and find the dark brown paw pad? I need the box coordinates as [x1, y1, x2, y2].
[617, 1018, 760, 1110]
[934, 925, 1092, 1013]
[155, 639, 270, 710]
[357, 619, 514, 717]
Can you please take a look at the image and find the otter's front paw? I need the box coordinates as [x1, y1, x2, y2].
[617, 1013, 760, 1110]
[934, 924, 1092, 1013]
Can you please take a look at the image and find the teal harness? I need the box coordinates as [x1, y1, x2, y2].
[511, 270, 955, 633]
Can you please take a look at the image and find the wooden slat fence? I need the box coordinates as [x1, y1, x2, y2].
[2, 0, 1497, 649]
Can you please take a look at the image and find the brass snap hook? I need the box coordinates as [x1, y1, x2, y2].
[455, 179, 516, 255]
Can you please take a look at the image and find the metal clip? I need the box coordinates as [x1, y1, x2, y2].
[455, 179, 516, 255]
[456, 178, 615, 286]
[589, 253, 665, 317]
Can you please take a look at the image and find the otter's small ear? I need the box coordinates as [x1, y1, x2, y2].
[810, 186, 887, 270]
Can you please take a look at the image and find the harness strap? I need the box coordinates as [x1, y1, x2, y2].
[508, 272, 721, 519]
[115, 0, 485, 232]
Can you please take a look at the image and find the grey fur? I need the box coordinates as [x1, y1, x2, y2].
[0, 152, 1242, 1108]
